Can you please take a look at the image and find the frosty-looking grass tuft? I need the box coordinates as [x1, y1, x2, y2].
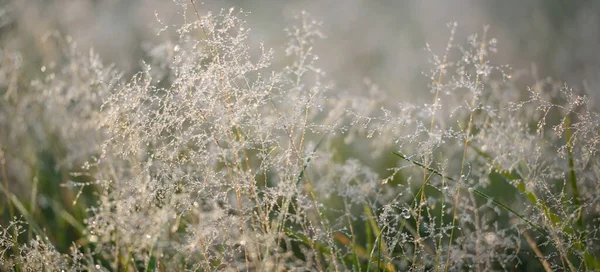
[0, 1, 599, 271]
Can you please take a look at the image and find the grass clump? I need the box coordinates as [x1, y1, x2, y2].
[1, 2, 599, 271]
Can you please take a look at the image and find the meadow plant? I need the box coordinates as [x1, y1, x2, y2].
[0, 2, 599, 271]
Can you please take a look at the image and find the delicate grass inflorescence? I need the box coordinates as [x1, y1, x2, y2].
[1, 1, 599, 271]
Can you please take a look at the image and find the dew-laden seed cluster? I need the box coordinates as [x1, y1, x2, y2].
[0, 2, 599, 272]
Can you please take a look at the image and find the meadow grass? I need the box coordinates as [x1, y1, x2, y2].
[1, 2, 599, 271]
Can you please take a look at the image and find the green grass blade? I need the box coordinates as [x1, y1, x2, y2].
[296, 133, 328, 185]
[392, 151, 549, 237]
[284, 228, 332, 255]
[564, 116, 583, 229]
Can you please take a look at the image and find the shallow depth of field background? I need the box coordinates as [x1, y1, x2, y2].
[3, 0, 600, 103]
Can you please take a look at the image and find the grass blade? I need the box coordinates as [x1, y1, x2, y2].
[392, 151, 549, 237]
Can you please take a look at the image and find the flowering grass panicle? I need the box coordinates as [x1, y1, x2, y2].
[0, 2, 599, 272]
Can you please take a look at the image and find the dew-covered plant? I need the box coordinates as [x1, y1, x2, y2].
[1, 1, 599, 271]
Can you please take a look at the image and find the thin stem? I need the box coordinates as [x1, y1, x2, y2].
[392, 151, 549, 237]
[445, 26, 487, 272]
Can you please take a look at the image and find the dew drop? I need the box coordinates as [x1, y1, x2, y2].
[173, 55, 182, 63]
[401, 208, 411, 219]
